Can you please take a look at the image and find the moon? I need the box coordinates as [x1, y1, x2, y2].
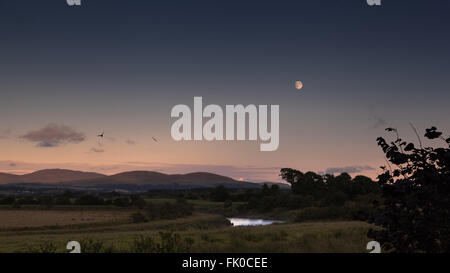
[295, 81, 303, 90]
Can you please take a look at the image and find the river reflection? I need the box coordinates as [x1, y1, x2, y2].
[228, 218, 283, 226]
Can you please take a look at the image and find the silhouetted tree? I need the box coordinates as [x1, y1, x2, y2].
[39, 196, 54, 209]
[261, 183, 270, 195]
[130, 195, 147, 209]
[365, 126, 450, 253]
[210, 185, 230, 202]
[75, 194, 104, 206]
[280, 169, 326, 197]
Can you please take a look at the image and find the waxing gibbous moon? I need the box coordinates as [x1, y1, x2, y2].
[295, 81, 303, 90]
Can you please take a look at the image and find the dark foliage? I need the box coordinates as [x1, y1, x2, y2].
[0, 196, 16, 205]
[132, 231, 194, 253]
[131, 212, 148, 223]
[210, 185, 231, 202]
[146, 198, 193, 220]
[242, 172, 380, 220]
[365, 126, 450, 253]
[280, 169, 379, 200]
[75, 194, 104, 206]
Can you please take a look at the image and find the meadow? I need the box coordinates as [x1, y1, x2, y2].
[0, 209, 131, 229]
[0, 198, 373, 253]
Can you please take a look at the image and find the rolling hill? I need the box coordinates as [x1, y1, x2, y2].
[20, 169, 107, 183]
[0, 169, 287, 191]
[0, 173, 21, 184]
[0, 169, 105, 184]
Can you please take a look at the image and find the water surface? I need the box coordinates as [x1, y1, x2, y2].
[228, 218, 283, 226]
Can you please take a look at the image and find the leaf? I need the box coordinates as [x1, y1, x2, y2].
[425, 131, 442, 139]
[405, 143, 415, 151]
[424, 127, 442, 139]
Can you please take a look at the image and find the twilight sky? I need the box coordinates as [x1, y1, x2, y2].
[1, 0, 449, 182]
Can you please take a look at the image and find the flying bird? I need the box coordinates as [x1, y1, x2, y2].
[97, 131, 104, 138]
[152, 137, 158, 142]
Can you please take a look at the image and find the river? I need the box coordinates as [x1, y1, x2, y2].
[227, 218, 283, 226]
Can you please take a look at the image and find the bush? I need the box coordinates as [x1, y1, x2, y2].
[210, 185, 230, 202]
[79, 238, 112, 253]
[54, 196, 72, 205]
[75, 194, 104, 206]
[0, 196, 15, 205]
[17, 196, 39, 205]
[113, 197, 130, 207]
[146, 198, 193, 220]
[365, 126, 450, 253]
[223, 199, 232, 208]
[131, 212, 148, 223]
[293, 207, 350, 222]
[130, 195, 147, 209]
[39, 196, 54, 209]
[27, 241, 57, 253]
[132, 235, 156, 253]
[131, 232, 194, 253]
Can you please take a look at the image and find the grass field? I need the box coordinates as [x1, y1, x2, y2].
[145, 198, 246, 213]
[0, 209, 132, 229]
[0, 205, 373, 253]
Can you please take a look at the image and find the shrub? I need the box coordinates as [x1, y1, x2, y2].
[54, 196, 72, 205]
[131, 232, 194, 253]
[146, 198, 193, 220]
[293, 206, 350, 222]
[131, 212, 148, 223]
[79, 238, 107, 253]
[223, 199, 232, 208]
[113, 197, 130, 207]
[28, 241, 57, 253]
[210, 185, 230, 202]
[0, 196, 15, 205]
[364, 126, 450, 253]
[132, 235, 156, 253]
[75, 194, 104, 206]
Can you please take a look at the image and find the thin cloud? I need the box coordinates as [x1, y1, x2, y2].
[21, 124, 85, 147]
[0, 129, 11, 139]
[90, 148, 105, 153]
[324, 165, 375, 174]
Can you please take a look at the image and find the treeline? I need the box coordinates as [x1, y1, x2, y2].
[131, 198, 194, 223]
[236, 170, 382, 221]
[0, 192, 148, 209]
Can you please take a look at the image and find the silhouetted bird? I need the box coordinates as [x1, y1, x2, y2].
[152, 137, 158, 142]
[97, 132, 104, 138]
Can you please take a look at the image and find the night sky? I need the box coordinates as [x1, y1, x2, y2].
[1, 0, 449, 181]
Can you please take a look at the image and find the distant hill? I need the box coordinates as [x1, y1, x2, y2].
[0, 173, 21, 184]
[0, 169, 286, 191]
[19, 169, 107, 183]
[66, 171, 250, 189]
